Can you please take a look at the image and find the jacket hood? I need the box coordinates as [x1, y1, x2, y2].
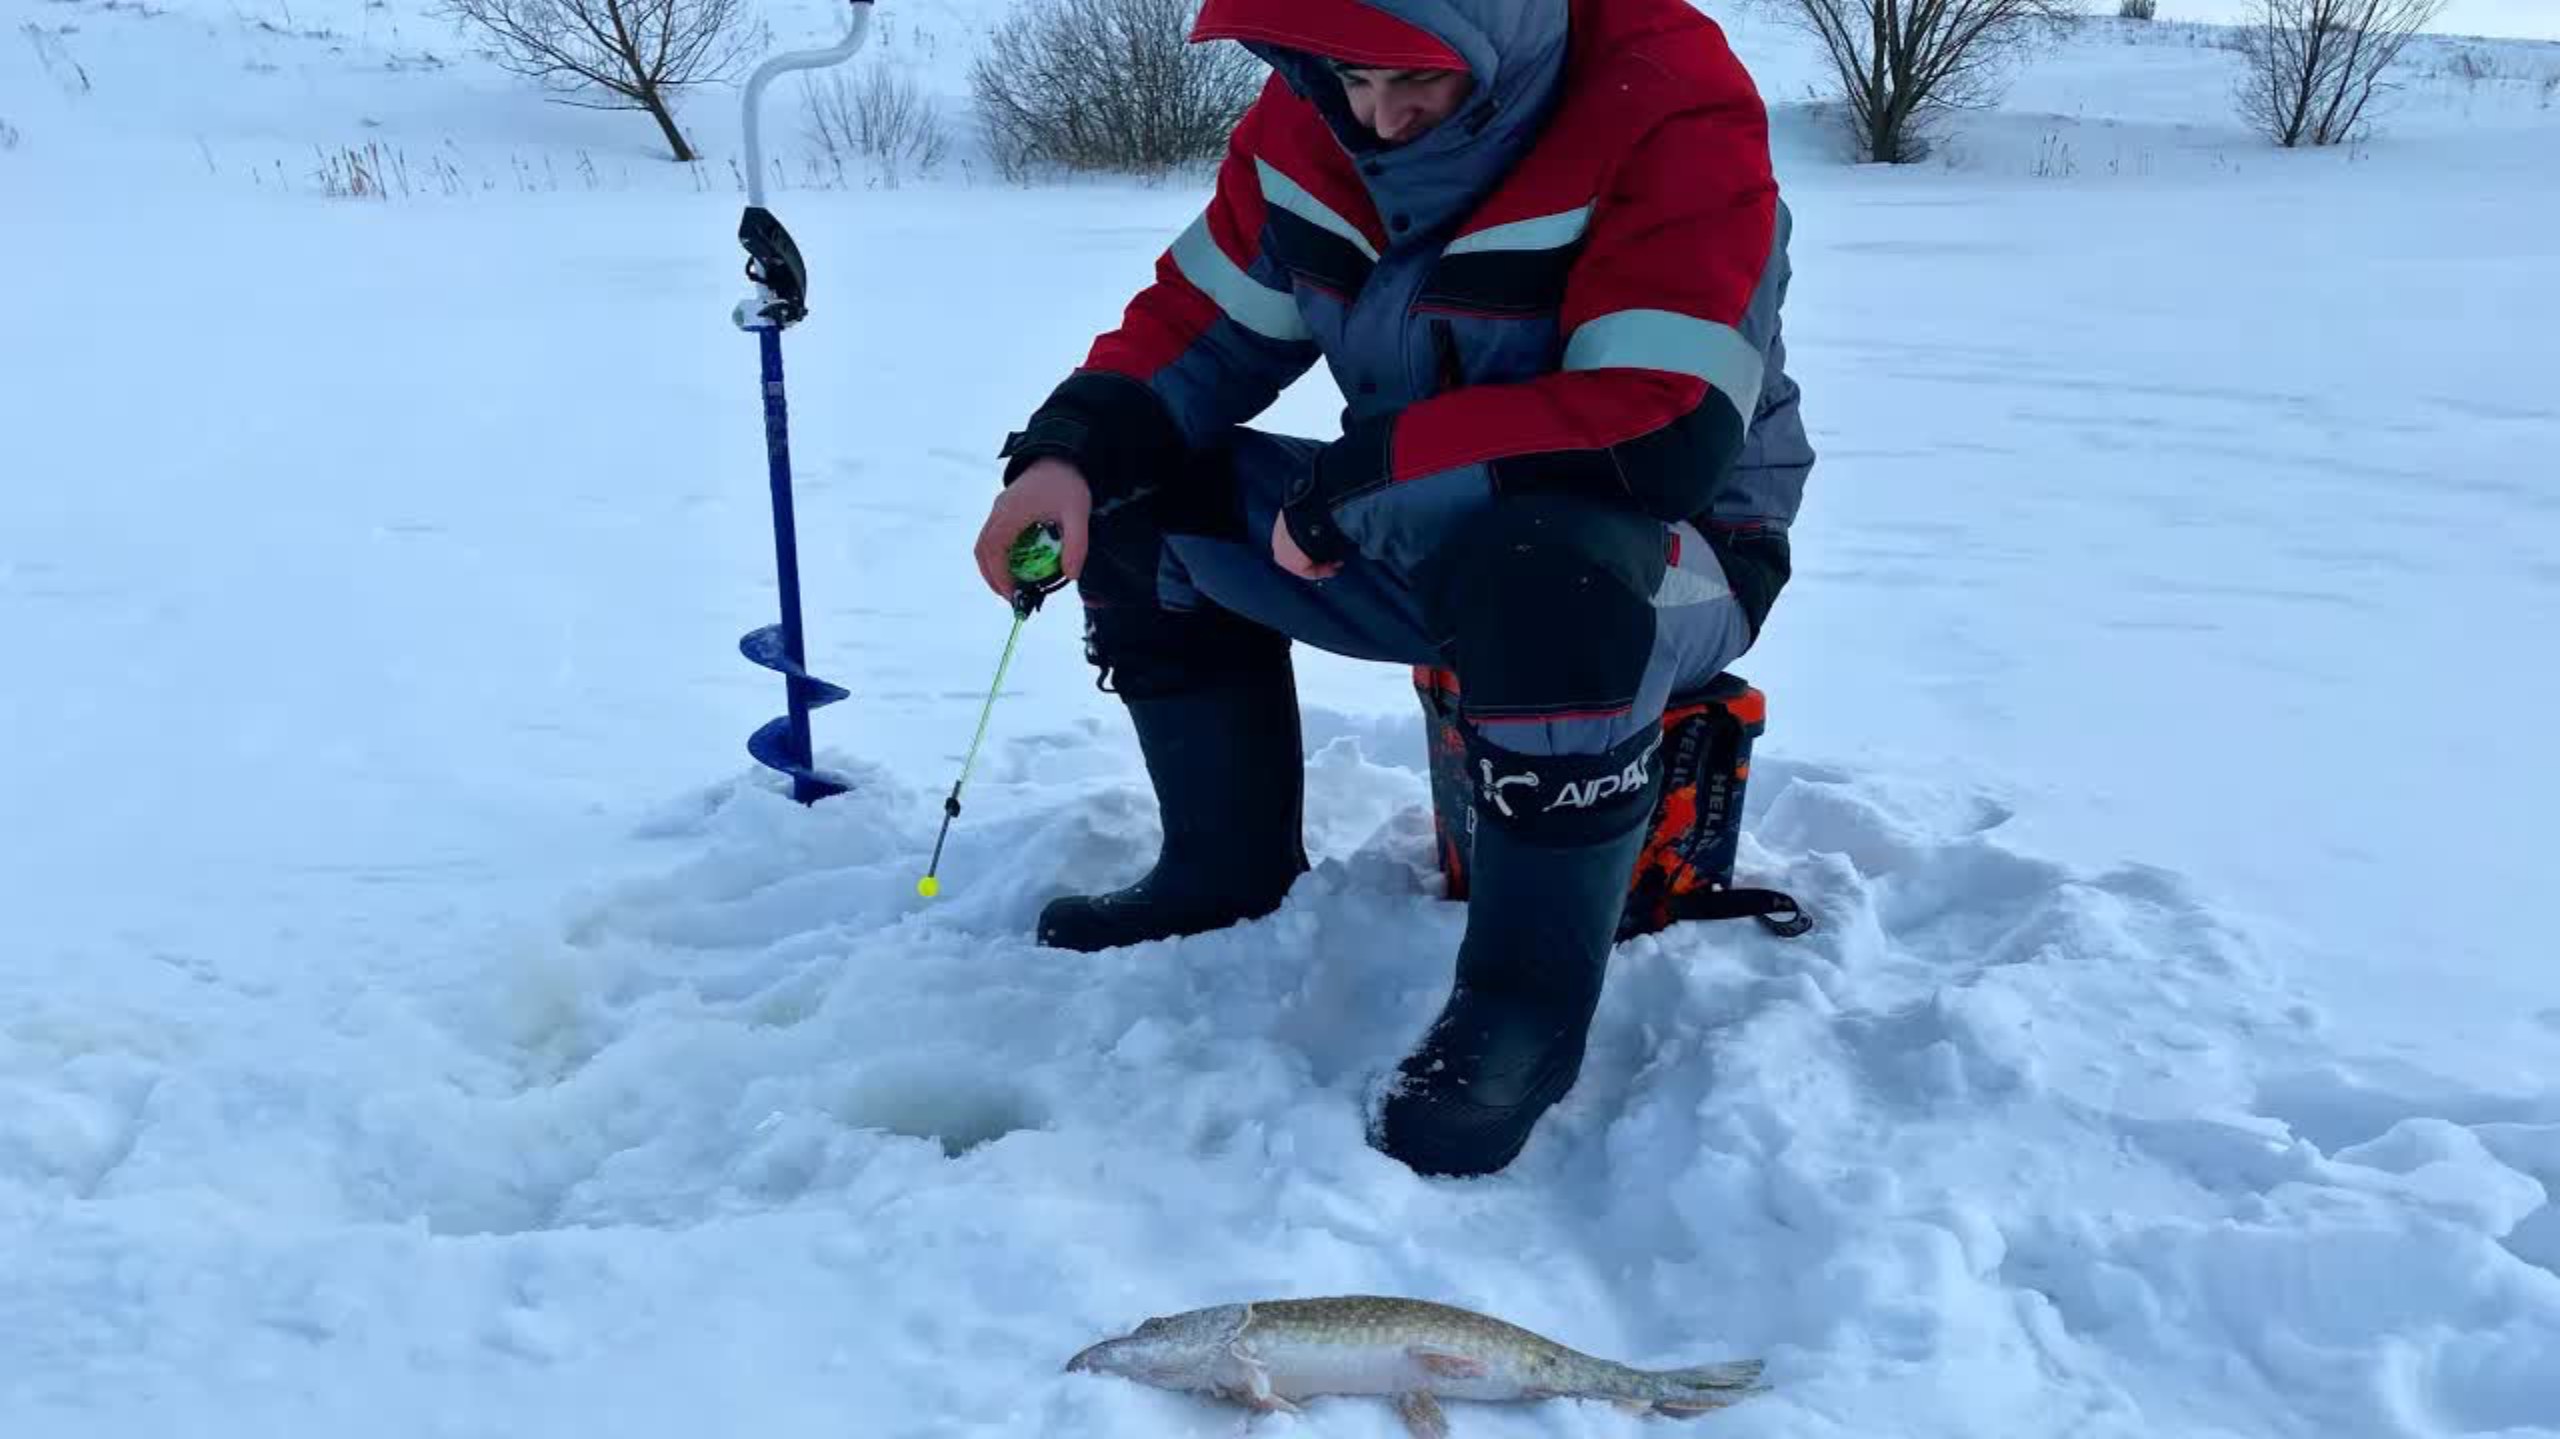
[1191, 0, 1469, 70]
[1193, 0, 1571, 242]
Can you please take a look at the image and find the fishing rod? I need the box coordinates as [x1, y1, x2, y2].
[918, 526, 1067, 898]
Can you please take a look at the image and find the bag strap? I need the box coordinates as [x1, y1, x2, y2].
[1662, 885, 1814, 938]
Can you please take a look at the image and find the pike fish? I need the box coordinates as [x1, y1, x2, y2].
[1064, 1295, 1765, 1436]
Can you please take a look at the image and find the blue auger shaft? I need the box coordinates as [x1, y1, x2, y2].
[759, 328, 820, 796]
[737, 314, 851, 803]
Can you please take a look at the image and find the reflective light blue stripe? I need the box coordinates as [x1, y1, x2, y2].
[1564, 309, 1765, 423]
[1254, 159, 1380, 261]
[1171, 213, 1311, 343]
[1652, 524, 1735, 609]
[1443, 205, 1593, 256]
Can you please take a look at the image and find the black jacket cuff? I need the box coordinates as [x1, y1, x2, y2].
[1282, 413, 1394, 568]
[999, 370, 1185, 504]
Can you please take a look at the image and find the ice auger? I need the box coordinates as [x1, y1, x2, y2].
[732, 0, 876, 804]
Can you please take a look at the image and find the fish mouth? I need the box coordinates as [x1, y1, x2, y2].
[1063, 1342, 1106, 1374]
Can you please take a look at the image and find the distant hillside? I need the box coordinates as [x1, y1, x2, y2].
[6, 0, 2555, 194]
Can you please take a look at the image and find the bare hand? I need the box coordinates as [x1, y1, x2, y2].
[975, 458, 1092, 601]
[1273, 513, 1342, 582]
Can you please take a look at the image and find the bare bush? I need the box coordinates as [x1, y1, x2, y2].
[1766, 0, 2082, 163]
[2444, 46, 2496, 82]
[2120, 0, 2158, 18]
[804, 61, 949, 186]
[434, 0, 761, 161]
[0, 117, 18, 150]
[970, 0, 1262, 179]
[2234, 0, 2446, 147]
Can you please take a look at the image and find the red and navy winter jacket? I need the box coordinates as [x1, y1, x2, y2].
[999, 0, 1813, 634]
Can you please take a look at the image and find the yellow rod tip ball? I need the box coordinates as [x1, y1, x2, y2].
[917, 876, 940, 899]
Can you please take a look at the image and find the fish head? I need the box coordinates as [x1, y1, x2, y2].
[1064, 1304, 1252, 1391]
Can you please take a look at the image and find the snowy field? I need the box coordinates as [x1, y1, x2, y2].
[4, 1, 2559, 1435]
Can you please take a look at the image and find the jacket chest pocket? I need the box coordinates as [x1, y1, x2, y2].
[1417, 239, 1580, 318]
[1411, 215, 1588, 392]
[1414, 309, 1565, 395]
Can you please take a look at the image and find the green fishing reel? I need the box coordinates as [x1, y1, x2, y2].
[1007, 522, 1069, 614]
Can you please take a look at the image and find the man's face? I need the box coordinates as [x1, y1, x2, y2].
[1335, 66, 1474, 146]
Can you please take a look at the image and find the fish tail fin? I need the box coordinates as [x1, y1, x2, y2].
[1641, 1358, 1768, 1418]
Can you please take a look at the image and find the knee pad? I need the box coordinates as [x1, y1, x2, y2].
[1428, 497, 1665, 734]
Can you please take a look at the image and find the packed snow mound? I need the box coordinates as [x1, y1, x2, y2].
[9, 725, 2554, 1437]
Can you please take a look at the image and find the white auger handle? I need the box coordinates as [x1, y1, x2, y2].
[740, 0, 876, 210]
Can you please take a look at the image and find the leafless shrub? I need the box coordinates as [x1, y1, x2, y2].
[2234, 0, 2447, 147]
[433, 0, 762, 161]
[2120, 0, 2157, 18]
[2444, 46, 2496, 82]
[970, 0, 1262, 179]
[1764, 0, 2082, 163]
[803, 61, 949, 186]
[0, 117, 19, 150]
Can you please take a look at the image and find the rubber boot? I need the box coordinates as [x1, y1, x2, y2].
[1371, 803, 1649, 1177]
[1036, 657, 1308, 953]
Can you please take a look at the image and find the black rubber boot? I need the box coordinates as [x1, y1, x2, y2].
[1372, 791, 1649, 1178]
[1036, 654, 1308, 952]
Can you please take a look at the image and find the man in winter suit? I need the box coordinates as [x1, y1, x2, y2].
[973, 0, 1814, 1177]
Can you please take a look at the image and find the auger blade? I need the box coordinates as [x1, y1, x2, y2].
[747, 715, 852, 802]
[740, 624, 852, 706]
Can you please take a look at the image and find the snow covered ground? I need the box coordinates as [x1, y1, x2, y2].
[4, 2, 2557, 1436]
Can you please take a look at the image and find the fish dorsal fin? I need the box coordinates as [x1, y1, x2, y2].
[1394, 1391, 1451, 1439]
[1406, 1346, 1488, 1380]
